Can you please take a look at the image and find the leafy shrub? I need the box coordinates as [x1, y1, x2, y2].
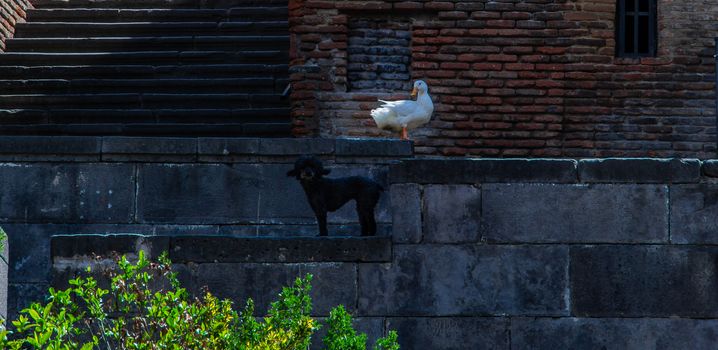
[0, 250, 399, 350]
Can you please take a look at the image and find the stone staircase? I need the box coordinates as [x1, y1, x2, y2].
[0, 0, 290, 136]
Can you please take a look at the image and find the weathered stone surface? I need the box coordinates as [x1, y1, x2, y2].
[387, 317, 509, 350]
[335, 138, 412, 157]
[571, 245, 718, 317]
[702, 159, 718, 177]
[389, 184, 422, 243]
[512, 317, 718, 349]
[670, 185, 718, 244]
[5, 224, 51, 284]
[0, 238, 7, 320]
[137, 164, 261, 224]
[258, 138, 334, 155]
[358, 245, 569, 316]
[423, 185, 480, 243]
[198, 137, 259, 156]
[389, 159, 577, 184]
[0, 136, 100, 155]
[578, 158, 700, 183]
[170, 236, 392, 263]
[0, 163, 135, 223]
[482, 184, 668, 243]
[102, 137, 197, 157]
[51, 234, 169, 261]
[8, 283, 48, 321]
[299, 263, 357, 315]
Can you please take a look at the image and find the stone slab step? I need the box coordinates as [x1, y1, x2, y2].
[0, 78, 280, 94]
[0, 64, 289, 79]
[0, 122, 291, 137]
[0, 51, 287, 65]
[0, 93, 287, 109]
[14, 21, 288, 38]
[31, 0, 288, 9]
[0, 108, 289, 123]
[26, 8, 288, 22]
[5, 36, 289, 52]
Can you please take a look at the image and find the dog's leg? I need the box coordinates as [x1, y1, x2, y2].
[316, 211, 328, 236]
[357, 203, 377, 236]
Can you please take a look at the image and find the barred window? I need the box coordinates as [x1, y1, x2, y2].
[616, 0, 657, 57]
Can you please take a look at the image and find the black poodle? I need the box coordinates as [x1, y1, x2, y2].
[287, 155, 383, 236]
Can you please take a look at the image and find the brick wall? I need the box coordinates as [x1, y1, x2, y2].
[289, 0, 718, 158]
[0, 0, 31, 52]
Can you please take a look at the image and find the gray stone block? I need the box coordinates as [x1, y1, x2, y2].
[387, 317, 509, 350]
[423, 185, 480, 243]
[512, 317, 718, 349]
[198, 138, 260, 156]
[570, 245, 718, 317]
[0, 163, 135, 223]
[389, 184, 422, 243]
[194, 263, 300, 315]
[8, 282, 48, 321]
[0, 136, 100, 155]
[482, 184, 668, 243]
[335, 138, 412, 157]
[358, 245, 569, 316]
[258, 138, 334, 155]
[702, 159, 718, 177]
[578, 158, 700, 183]
[299, 263, 357, 316]
[170, 236, 392, 263]
[137, 164, 262, 224]
[102, 137, 198, 162]
[51, 234, 169, 261]
[389, 159, 577, 184]
[4, 224, 155, 283]
[670, 184, 718, 244]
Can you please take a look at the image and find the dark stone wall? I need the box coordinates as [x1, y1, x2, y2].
[8, 142, 717, 349]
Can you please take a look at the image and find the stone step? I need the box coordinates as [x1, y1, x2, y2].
[5, 36, 289, 53]
[0, 108, 289, 124]
[14, 21, 289, 38]
[0, 93, 287, 109]
[0, 51, 287, 65]
[31, 0, 288, 9]
[0, 64, 289, 79]
[26, 8, 288, 22]
[0, 78, 281, 94]
[0, 121, 291, 137]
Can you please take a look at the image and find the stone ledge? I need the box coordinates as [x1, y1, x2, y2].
[390, 158, 705, 184]
[51, 234, 392, 263]
[578, 158, 701, 183]
[389, 158, 578, 184]
[0, 136, 412, 162]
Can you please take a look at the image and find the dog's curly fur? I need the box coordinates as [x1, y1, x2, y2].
[287, 155, 384, 236]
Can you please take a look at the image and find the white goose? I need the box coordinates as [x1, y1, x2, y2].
[371, 80, 434, 140]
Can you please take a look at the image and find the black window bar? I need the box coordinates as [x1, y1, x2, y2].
[617, 0, 657, 57]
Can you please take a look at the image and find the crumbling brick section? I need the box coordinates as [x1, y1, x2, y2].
[348, 17, 412, 92]
[0, 0, 32, 52]
[289, 0, 718, 158]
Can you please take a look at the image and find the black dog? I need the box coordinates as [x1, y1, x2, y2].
[287, 155, 383, 236]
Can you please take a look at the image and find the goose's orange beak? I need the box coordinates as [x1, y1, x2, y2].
[410, 87, 418, 99]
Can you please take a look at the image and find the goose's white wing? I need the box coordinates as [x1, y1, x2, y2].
[379, 99, 419, 116]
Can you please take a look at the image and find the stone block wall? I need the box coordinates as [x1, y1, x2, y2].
[0, 0, 31, 52]
[0, 136, 411, 321]
[31, 154, 718, 349]
[289, 0, 718, 158]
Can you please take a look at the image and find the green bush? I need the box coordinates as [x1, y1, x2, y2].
[0, 250, 399, 350]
